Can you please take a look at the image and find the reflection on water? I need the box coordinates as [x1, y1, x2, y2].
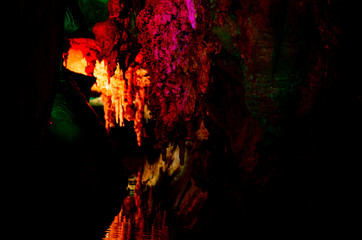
[104, 143, 196, 240]
[104, 208, 171, 240]
[104, 170, 172, 240]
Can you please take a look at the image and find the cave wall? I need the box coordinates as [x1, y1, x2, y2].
[8, 2, 125, 240]
[200, 0, 358, 234]
[12, 0, 64, 149]
[129, 0, 355, 234]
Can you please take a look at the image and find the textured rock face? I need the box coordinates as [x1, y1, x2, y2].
[162, 0, 348, 234]
[136, 0, 221, 148]
[213, 0, 341, 120]
[207, 0, 343, 176]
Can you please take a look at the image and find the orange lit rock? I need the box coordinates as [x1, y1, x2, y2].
[64, 43, 150, 146]
[63, 38, 99, 76]
[63, 48, 88, 75]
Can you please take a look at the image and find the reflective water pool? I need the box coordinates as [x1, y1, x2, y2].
[104, 209, 172, 240]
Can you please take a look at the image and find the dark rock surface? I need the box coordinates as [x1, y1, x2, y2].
[44, 68, 126, 240]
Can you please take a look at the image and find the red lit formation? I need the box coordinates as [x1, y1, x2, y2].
[63, 0, 220, 149]
[64, 43, 149, 146]
[137, 0, 220, 148]
[63, 0, 150, 146]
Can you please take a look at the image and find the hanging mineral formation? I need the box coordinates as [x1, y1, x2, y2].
[63, 40, 150, 146]
[136, 0, 220, 147]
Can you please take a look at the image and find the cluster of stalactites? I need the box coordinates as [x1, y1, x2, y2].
[92, 59, 150, 146]
[63, 39, 150, 146]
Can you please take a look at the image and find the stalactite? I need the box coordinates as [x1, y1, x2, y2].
[64, 48, 150, 146]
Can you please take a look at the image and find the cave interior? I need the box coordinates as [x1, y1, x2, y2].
[9, 0, 360, 239]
